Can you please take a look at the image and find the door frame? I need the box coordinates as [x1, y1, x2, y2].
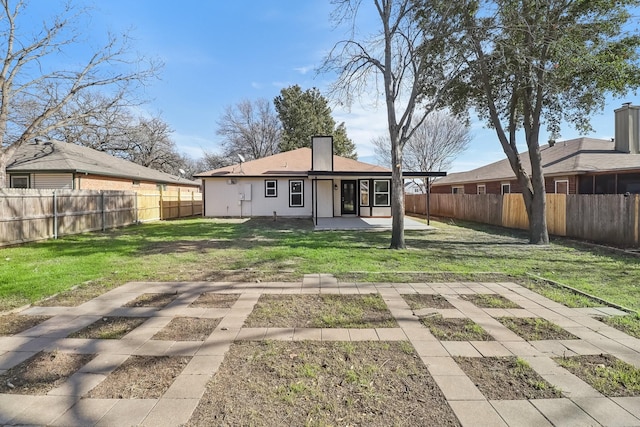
[341, 180, 357, 215]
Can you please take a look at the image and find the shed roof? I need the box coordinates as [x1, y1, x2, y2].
[8, 141, 200, 187]
[195, 147, 390, 178]
[435, 137, 640, 186]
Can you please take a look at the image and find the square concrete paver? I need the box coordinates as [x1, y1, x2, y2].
[572, 397, 640, 426]
[162, 374, 211, 399]
[375, 328, 407, 341]
[531, 398, 598, 427]
[142, 398, 200, 427]
[0, 394, 39, 424]
[293, 328, 322, 341]
[182, 355, 224, 375]
[321, 328, 350, 341]
[470, 341, 513, 357]
[420, 356, 467, 376]
[6, 395, 76, 425]
[95, 398, 157, 427]
[51, 399, 118, 426]
[348, 328, 379, 341]
[448, 400, 508, 427]
[490, 400, 552, 427]
[431, 374, 485, 401]
[611, 396, 640, 419]
[441, 341, 483, 357]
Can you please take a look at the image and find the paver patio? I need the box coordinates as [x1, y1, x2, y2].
[0, 275, 639, 426]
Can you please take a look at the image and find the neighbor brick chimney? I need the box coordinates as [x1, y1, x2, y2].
[614, 103, 640, 154]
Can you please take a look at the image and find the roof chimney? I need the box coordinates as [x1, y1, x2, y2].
[614, 103, 640, 154]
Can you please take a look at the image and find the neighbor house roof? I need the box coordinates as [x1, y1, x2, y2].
[195, 148, 390, 178]
[8, 140, 200, 187]
[435, 137, 640, 186]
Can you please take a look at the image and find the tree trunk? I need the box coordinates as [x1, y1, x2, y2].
[389, 141, 405, 249]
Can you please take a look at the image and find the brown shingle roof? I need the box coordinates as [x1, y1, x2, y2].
[8, 141, 200, 187]
[435, 137, 640, 185]
[195, 148, 390, 177]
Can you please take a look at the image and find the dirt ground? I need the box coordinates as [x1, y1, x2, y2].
[0, 314, 51, 335]
[187, 340, 461, 426]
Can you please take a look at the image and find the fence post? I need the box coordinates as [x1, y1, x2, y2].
[178, 188, 181, 218]
[159, 188, 163, 220]
[101, 191, 106, 231]
[135, 192, 139, 224]
[53, 190, 58, 239]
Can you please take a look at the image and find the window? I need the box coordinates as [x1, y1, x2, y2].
[360, 180, 369, 206]
[477, 184, 486, 195]
[289, 180, 303, 207]
[156, 184, 168, 191]
[132, 180, 140, 187]
[501, 183, 511, 194]
[373, 180, 390, 206]
[452, 186, 464, 194]
[10, 175, 29, 188]
[265, 180, 277, 197]
[555, 180, 569, 194]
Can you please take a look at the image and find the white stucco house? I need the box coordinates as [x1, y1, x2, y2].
[195, 136, 444, 222]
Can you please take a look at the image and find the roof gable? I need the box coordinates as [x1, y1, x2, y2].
[8, 141, 200, 186]
[195, 148, 390, 177]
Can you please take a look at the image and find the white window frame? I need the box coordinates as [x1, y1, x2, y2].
[10, 175, 29, 188]
[359, 180, 369, 206]
[373, 180, 390, 206]
[452, 186, 464, 194]
[501, 183, 511, 194]
[289, 180, 304, 207]
[477, 184, 486, 195]
[265, 180, 277, 197]
[555, 179, 569, 194]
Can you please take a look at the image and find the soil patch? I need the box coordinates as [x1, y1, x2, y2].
[152, 317, 221, 341]
[68, 317, 147, 339]
[460, 294, 520, 309]
[420, 314, 493, 341]
[497, 317, 578, 341]
[34, 281, 113, 307]
[187, 340, 460, 426]
[189, 292, 240, 308]
[456, 356, 561, 400]
[0, 351, 94, 395]
[0, 314, 52, 335]
[124, 292, 178, 308]
[86, 355, 190, 399]
[554, 354, 640, 397]
[402, 294, 454, 309]
[244, 294, 397, 328]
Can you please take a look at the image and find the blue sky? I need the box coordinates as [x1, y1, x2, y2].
[24, 1, 640, 172]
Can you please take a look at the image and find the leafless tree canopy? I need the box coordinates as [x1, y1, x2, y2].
[0, 0, 161, 186]
[322, 0, 466, 249]
[216, 98, 281, 161]
[373, 110, 471, 191]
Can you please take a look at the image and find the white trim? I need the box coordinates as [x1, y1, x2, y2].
[477, 184, 486, 195]
[555, 179, 569, 194]
[501, 183, 511, 194]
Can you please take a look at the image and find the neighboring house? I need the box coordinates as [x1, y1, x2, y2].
[195, 136, 443, 220]
[405, 180, 424, 194]
[432, 104, 640, 195]
[6, 140, 201, 192]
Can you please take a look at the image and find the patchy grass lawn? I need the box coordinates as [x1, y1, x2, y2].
[1, 217, 639, 313]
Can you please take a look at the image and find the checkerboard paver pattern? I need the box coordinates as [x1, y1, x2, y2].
[0, 275, 639, 426]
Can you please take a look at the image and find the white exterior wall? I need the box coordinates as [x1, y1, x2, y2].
[203, 177, 312, 217]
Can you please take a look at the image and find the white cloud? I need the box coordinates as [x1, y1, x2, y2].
[294, 65, 314, 75]
[251, 82, 263, 89]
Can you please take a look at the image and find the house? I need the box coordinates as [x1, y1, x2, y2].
[432, 103, 640, 195]
[6, 140, 201, 192]
[195, 136, 444, 220]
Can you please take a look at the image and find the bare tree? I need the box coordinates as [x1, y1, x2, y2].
[216, 98, 281, 161]
[373, 110, 471, 191]
[323, 0, 466, 249]
[0, 0, 160, 186]
[199, 150, 233, 172]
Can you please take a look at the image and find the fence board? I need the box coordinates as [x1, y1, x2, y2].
[406, 192, 639, 247]
[0, 189, 202, 247]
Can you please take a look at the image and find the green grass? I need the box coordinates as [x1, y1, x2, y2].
[1, 217, 640, 313]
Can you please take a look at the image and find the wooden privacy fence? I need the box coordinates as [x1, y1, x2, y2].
[406, 193, 640, 247]
[0, 189, 202, 247]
